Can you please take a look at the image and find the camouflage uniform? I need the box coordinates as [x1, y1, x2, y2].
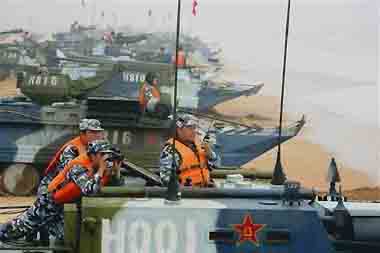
[0, 145, 78, 242]
[0, 120, 105, 242]
[141, 72, 160, 111]
[37, 146, 79, 196]
[159, 142, 219, 186]
[142, 84, 155, 103]
[0, 163, 105, 241]
[159, 114, 220, 185]
[38, 118, 104, 196]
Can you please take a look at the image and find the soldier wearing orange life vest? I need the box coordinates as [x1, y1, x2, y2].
[0, 120, 104, 242]
[47, 140, 123, 204]
[139, 72, 161, 113]
[171, 46, 186, 68]
[159, 114, 220, 187]
[37, 118, 105, 196]
[0, 140, 122, 242]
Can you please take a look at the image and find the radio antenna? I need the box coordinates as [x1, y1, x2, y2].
[271, 0, 292, 185]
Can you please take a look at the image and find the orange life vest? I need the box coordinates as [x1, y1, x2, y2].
[166, 138, 210, 187]
[138, 83, 161, 110]
[48, 154, 109, 204]
[171, 51, 186, 68]
[44, 136, 87, 175]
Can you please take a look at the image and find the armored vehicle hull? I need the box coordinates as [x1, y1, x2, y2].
[67, 190, 333, 253]
[60, 187, 380, 253]
[0, 185, 368, 253]
[1, 184, 380, 253]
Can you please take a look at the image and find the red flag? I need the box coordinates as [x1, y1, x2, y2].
[192, 0, 198, 16]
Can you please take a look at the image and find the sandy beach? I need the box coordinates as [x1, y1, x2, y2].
[0, 197, 34, 223]
[213, 93, 374, 192]
[0, 78, 17, 97]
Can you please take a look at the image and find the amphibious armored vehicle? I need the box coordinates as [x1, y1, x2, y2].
[1, 163, 379, 253]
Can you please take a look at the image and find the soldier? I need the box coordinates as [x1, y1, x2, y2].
[38, 118, 105, 196]
[159, 114, 220, 187]
[171, 46, 186, 68]
[0, 119, 104, 241]
[0, 140, 122, 241]
[138, 72, 161, 113]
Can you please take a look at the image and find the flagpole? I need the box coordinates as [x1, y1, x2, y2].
[271, 0, 292, 185]
[166, 0, 182, 202]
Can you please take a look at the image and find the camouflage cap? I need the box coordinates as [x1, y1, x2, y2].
[87, 140, 113, 154]
[145, 72, 158, 85]
[175, 113, 198, 128]
[79, 118, 104, 131]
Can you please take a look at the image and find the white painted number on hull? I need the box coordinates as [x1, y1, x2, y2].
[128, 220, 151, 253]
[103, 130, 132, 146]
[122, 72, 146, 84]
[154, 221, 177, 253]
[27, 75, 58, 86]
[1, 52, 18, 59]
[102, 219, 196, 253]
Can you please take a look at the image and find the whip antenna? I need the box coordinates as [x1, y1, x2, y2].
[166, 0, 182, 202]
[271, 0, 292, 185]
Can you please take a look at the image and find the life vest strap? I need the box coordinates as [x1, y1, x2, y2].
[181, 163, 208, 171]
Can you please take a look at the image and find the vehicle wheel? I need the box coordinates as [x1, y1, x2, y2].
[0, 164, 40, 196]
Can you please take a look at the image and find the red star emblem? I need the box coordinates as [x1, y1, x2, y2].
[233, 214, 265, 245]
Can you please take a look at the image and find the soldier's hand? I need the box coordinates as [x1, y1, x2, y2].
[98, 155, 109, 177]
[111, 160, 122, 178]
[202, 142, 213, 157]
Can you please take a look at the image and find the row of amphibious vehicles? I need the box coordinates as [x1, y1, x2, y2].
[0, 27, 304, 195]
